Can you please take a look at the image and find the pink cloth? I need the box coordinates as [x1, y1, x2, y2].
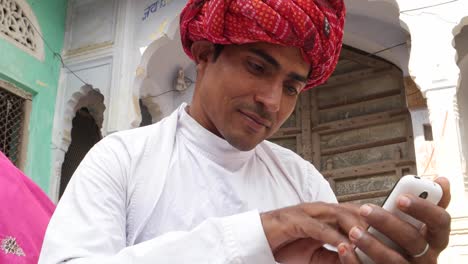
[0, 152, 55, 264]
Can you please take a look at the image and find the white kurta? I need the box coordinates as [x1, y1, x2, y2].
[39, 104, 337, 264]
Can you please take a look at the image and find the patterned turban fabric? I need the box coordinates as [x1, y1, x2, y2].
[180, 0, 346, 90]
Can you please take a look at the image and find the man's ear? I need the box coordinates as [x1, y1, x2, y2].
[191, 41, 216, 65]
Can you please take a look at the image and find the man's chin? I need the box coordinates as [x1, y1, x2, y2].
[233, 144, 257, 152]
[226, 136, 262, 152]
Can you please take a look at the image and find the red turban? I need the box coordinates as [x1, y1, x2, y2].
[180, 0, 346, 90]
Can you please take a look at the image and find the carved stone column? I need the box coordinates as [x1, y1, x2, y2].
[397, 2, 468, 260]
[426, 88, 466, 214]
[401, 10, 466, 216]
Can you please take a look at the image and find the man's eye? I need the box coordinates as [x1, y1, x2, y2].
[285, 86, 299, 96]
[247, 61, 265, 74]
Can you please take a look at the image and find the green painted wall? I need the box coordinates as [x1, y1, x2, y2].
[0, 0, 68, 192]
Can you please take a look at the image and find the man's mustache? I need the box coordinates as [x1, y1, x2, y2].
[239, 103, 275, 124]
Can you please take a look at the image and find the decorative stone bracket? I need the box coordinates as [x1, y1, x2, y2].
[0, 0, 45, 60]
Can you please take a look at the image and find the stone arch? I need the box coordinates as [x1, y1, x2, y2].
[62, 85, 105, 144]
[0, 0, 45, 60]
[344, 0, 411, 75]
[51, 85, 106, 200]
[132, 14, 195, 128]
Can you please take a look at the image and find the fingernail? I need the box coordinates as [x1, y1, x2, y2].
[360, 204, 373, 216]
[338, 243, 348, 256]
[419, 223, 428, 235]
[349, 226, 363, 241]
[399, 195, 411, 208]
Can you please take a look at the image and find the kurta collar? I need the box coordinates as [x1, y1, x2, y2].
[177, 104, 256, 170]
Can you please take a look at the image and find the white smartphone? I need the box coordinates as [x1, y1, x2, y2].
[356, 175, 443, 264]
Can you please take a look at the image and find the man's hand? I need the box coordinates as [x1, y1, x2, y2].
[338, 177, 452, 264]
[260, 202, 366, 263]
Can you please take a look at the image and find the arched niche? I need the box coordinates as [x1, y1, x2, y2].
[52, 85, 106, 200]
[132, 14, 196, 128]
[62, 86, 105, 141]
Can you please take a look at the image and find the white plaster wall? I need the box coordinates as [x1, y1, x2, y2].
[67, 0, 117, 51]
[59, 0, 118, 130]
[53, 0, 191, 147]
[133, 0, 186, 49]
[50, 0, 119, 200]
[397, 0, 466, 92]
[63, 59, 113, 129]
[458, 56, 468, 191]
[50, 58, 113, 202]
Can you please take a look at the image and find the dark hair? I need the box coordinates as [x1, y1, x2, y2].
[212, 44, 224, 61]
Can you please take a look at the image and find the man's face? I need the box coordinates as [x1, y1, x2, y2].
[190, 42, 310, 151]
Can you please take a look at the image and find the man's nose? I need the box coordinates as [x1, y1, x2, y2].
[254, 83, 282, 113]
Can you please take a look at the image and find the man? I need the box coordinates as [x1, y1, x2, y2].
[39, 0, 451, 263]
[0, 151, 55, 263]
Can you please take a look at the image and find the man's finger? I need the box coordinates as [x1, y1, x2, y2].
[434, 177, 451, 209]
[302, 203, 366, 236]
[262, 203, 361, 252]
[397, 194, 451, 250]
[349, 226, 410, 264]
[299, 215, 351, 247]
[337, 243, 360, 264]
[340, 202, 369, 230]
[358, 204, 427, 256]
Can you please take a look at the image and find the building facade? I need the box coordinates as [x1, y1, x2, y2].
[49, 0, 468, 261]
[0, 0, 67, 192]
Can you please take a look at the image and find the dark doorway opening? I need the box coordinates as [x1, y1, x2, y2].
[139, 99, 153, 127]
[60, 108, 102, 197]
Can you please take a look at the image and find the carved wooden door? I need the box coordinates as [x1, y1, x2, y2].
[269, 47, 416, 205]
